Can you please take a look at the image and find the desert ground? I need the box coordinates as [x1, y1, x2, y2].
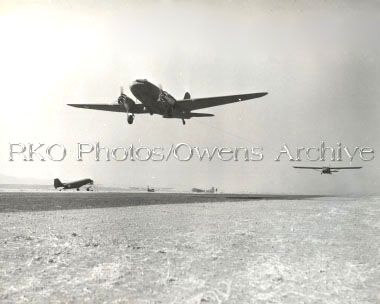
[0, 193, 379, 303]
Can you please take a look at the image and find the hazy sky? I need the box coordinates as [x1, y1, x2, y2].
[0, 1, 379, 194]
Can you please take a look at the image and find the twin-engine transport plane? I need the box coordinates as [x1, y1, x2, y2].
[68, 79, 268, 125]
[54, 178, 94, 191]
[293, 166, 362, 175]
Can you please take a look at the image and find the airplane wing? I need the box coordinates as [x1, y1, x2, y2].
[176, 92, 268, 111]
[329, 167, 362, 170]
[67, 104, 149, 114]
[293, 166, 324, 169]
[293, 166, 362, 170]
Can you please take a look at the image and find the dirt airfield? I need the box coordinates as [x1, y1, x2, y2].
[0, 193, 379, 303]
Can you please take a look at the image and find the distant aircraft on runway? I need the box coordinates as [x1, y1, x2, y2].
[54, 178, 94, 191]
[147, 186, 155, 192]
[192, 187, 218, 193]
[68, 79, 268, 125]
[293, 166, 362, 175]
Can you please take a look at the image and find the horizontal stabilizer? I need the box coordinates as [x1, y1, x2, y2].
[188, 113, 214, 117]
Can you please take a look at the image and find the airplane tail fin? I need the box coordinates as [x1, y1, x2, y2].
[54, 178, 64, 189]
[184, 92, 191, 99]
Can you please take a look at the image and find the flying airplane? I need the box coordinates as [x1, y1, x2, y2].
[68, 79, 268, 125]
[293, 166, 362, 175]
[54, 178, 94, 191]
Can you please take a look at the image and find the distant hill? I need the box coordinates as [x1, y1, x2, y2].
[0, 174, 50, 185]
[0, 184, 137, 192]
[0, 174, 177, 192]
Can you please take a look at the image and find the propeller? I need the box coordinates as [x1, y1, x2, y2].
[116, 86, 135, 122]
[118, 86, 126, 104]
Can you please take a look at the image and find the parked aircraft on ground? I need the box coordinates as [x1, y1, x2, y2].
[192, 187, 218, 193]
[54, 178, 94, 191]
[147, 186, 155, 192]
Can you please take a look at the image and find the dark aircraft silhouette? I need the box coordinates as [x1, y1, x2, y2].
[54, 178, 94, 191]
[293, 166, 362, 175]
[147, 186, 155, 192]
[68, 79, 268, 125]
[192, 187, 218, 193]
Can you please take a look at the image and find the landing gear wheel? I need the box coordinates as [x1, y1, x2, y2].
[182, 119, 186, 125]
[127, 114, 134, 124]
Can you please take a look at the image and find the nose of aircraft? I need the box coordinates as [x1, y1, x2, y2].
[130, 79, 160, 100]
[130, 80, 146, 97]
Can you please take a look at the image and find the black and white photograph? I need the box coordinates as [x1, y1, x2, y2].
[0, 1, 379, 303]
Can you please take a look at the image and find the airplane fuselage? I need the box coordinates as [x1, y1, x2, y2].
[130, 79, 182, 117]
[321, 167, 331, 174]
[321, 167, 340, 174]
[55, 178, 94, 190]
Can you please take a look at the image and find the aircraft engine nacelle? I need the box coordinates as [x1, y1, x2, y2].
[123, 98, 135, 113]
[118, 95, 135, 112]
[166, 98, 176, 106]
[158, 90, 176, 106]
